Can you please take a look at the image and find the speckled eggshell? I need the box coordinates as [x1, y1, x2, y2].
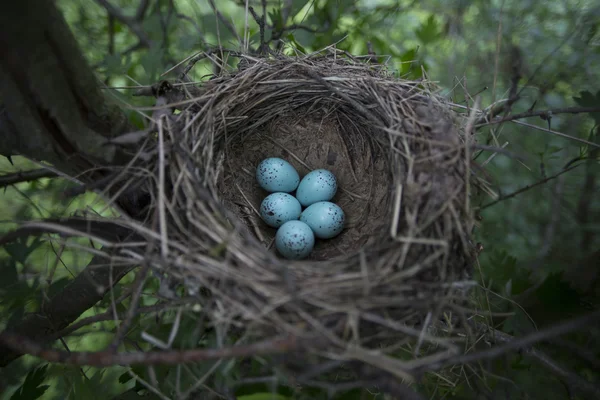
[275, 220, 315, 260]
[256, 158, 300, 193]
[300, 201, 345, 239]
[295, 169, 337, 207]
[259, 192, 302, 228]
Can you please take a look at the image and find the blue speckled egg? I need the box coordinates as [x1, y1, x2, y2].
[300, 201, 345, 239]
[256, 158, 300, 193]
[259, 192, 302, 228]
[295, 169, 337, 207]
[275, 220, 315, 260]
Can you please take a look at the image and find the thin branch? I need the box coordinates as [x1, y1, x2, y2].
[493, 329, 600, 399]
[95, 0, 153, 48]
[413, 309, 600, 374]
[207, 0, 242, 46]
[480, 163, 581, 210]
[479, 106, 600, 127]
[0, 333, 298, 367]
[134, 0, 150, 21]
[546, 338, 600, 370]
[108, 262, 151, 351]
[0, 169, 58, 188]
[51, 299, 190, 341]
[176, 13, 205, 42]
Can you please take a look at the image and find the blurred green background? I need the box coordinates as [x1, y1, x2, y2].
[1, 0, 599, 399]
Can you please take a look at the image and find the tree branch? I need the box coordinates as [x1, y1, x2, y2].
[478, 106, 600, 127]
[50, 299, 192, 341]
[95, 0, 153, 48]
[0, 0, 132, 178]
[480, 163, 581, 210]
[0, 333, 298, 367]
[0, 254, 135, 366]
[493, 329, 600, 399]
[413, 310, 600, 373]
[134, 0, 150, 21]
[0, 169, 58, 188]
[208, 0, 242, 46]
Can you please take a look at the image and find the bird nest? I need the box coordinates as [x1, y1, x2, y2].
[115, 51, 477, 382]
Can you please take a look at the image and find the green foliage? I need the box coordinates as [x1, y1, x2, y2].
[9, 365, 49, 400]
[573, 89, 600, 126]
[415, 15, 441, 44]
[2, 0, 600, 399]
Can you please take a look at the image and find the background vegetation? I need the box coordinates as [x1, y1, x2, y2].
[1, 0, 599, 399]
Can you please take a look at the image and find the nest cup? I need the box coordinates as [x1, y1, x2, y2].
[152, 52, 475, 370]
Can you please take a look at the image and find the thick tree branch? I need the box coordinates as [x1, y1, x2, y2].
[0, 254, 135, 367]
[0, 169, 58, 188]
[0, 0, 131, 178]
[0, 0, 152, 369]
[0, 334, 298, 367]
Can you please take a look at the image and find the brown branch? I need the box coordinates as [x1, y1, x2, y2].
[480, 163, 581, 210]
[0, 333, 298, 367]
[478, 106, 600, 127]
[0, 169, 58, 188]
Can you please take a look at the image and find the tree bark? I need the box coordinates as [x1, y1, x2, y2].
[0, 0, 142, 366]
[0, 0, 131, 178]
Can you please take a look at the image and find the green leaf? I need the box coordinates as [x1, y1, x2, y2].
[482, 250, 532, 296]
[0, 258, 19, 290]
[118, 371, 133, 385]
[534, 272, 581, 314]
[573, 90, 600, 125]
[286, 33, 307, 54]
[415, 15, 441, 44]
[4, 236, 44, 264]
[10, 365, 50, 400]
[399, 47, 419, 77]
[289, 0, 310, 20]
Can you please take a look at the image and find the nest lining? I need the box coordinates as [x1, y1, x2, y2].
[127, 52, 476, 366]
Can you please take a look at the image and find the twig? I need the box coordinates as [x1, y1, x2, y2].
[546, 338, 600, 370]
[208, 0, 242, 46]
[479, 106, 600, 127]
[108, 263, 151, 352]
[413, 309, 600, 374]
[0, 169, 58, 188]
[248, 6, 267, 54]
[511, 119, 600, 148]
[493, 329, 600, 399]
[95, 0, 153, 48]
[0, 333, 298, 366]
[134, 0, 150, 20]
[480, 163, 581, 210]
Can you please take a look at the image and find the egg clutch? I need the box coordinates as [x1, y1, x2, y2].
[256, 157, 345, 260]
